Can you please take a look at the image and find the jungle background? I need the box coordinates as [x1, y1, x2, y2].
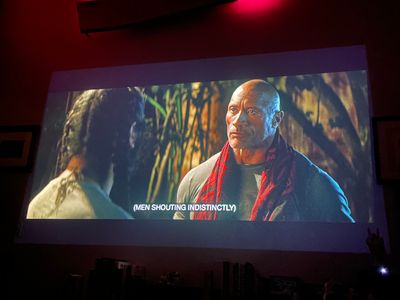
[29, 71, 373, 222]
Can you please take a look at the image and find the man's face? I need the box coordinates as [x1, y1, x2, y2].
[226, 87, 275, 150]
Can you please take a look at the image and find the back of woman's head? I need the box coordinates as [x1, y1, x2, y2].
[57, 87, 145, 185]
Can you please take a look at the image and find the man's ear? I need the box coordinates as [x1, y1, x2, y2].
[273, 111, 284, 128]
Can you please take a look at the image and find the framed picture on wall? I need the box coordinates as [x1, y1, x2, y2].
[0, 125, 40, 172]
[373, 117, 400, 183]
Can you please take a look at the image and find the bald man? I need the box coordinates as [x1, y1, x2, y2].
[173, 80, 354, 222]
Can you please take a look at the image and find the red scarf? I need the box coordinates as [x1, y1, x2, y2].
[193, 134, 296, 221]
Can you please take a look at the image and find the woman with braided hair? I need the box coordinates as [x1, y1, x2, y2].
[27, 87, 145, 219]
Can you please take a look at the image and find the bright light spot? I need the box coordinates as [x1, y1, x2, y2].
[228, 0, 285, 15]
[378, 266, 389, 276]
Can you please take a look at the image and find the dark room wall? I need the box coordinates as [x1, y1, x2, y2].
[2, 0, 400, 298]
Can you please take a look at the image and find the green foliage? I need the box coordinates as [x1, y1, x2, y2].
[142, 83, 216, 204]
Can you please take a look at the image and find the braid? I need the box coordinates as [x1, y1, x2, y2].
[79, 91, 99, 162]
[55, 126, 67, 177]
[53, 92, 94, 211]
[52, 88, 145, 213]
[56, 92, 93, 174]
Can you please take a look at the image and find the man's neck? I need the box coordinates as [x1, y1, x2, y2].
[233, 148, 268, 165]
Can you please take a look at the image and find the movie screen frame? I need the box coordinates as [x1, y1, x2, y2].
[17, 45, 389, 253]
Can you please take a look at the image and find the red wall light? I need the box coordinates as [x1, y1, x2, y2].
[229, 0, 285, 15]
